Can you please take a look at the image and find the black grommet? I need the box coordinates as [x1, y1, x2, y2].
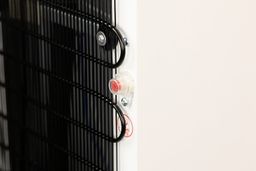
[97, 25, 118, 51]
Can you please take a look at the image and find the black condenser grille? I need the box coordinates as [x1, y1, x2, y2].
[0, 0, 126, 171]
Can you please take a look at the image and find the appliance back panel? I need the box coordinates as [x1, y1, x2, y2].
[0, 0, 121, 171]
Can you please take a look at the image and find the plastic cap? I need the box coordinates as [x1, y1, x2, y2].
[109, 79, 122, 94]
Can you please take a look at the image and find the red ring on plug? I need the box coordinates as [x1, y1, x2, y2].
[109, 79, 122, 94]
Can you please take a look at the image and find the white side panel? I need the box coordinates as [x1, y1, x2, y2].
[117, 0, 138, 171]
[138, 0, 256, 171]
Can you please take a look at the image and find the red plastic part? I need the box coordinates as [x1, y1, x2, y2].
[110, 79, 122, 93]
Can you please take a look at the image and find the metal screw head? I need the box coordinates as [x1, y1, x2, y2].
[123, 37, 128, 46]
[96, 31, 107, 46]
[120, 97, 129, 107]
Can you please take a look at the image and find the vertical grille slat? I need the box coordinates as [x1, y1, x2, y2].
[0, 0, 126, 171]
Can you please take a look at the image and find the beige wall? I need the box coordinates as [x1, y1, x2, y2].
[138, 0, 256, 171]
